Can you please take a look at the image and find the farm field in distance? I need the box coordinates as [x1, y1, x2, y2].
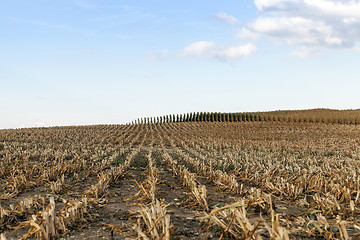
[1, 109, 360, 239]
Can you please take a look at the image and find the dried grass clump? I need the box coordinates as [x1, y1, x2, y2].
[49, 174, 66, 194]
[15, 196, 88, 239]
[204, 199, 290, 240]
[204, 200, 263, 240]
[134, 199, 172, 240]
[0, 233, 7, 240]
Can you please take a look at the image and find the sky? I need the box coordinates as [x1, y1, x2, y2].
[1, 0, 360, 129]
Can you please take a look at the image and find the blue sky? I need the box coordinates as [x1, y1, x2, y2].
[1, 0, 360, 129]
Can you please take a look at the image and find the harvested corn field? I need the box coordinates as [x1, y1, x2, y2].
[1, 114, 360, 239]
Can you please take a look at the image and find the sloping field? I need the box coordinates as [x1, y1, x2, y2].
[1, 113, 360, 239]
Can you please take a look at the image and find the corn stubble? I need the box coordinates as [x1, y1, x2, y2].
[1, 113, 360, 239]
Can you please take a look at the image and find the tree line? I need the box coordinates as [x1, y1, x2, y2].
[131, 112, 264, 125]
[130, 111, 360, 125]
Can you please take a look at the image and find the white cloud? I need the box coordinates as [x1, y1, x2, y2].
[255, 0, 360, 18]
[303, 0, 360, 18]
[213, 12, 240, 25]
[239, 16, 347, 47]
[177, 41, 217, 58]
[217, 44, 257, 60]
[178, 41, 256, 61]
[241, 0, 360, 53]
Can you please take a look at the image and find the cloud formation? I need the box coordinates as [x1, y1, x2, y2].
[178, 41, 256, 61]
[212, 12, 240, 25]
[240, 0, 360, 57]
